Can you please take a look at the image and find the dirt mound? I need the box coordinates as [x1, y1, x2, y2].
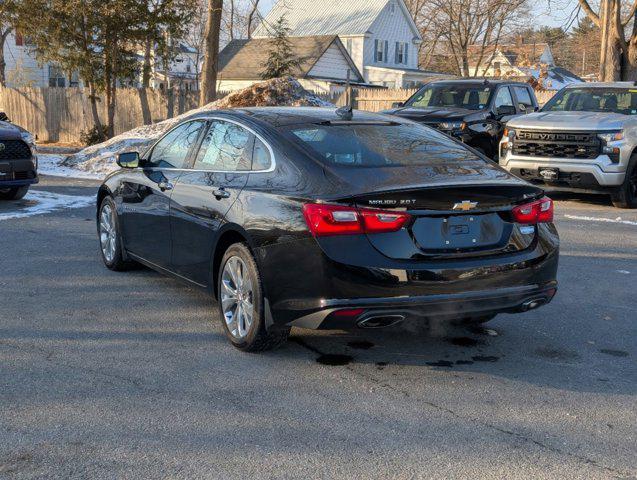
[62, 77, 333, 175]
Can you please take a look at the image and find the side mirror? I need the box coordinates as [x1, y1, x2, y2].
[496, 105, 516, 117]
[117, 151, 139, 169]
[518, 103, 527, 113]
[391, 101, 404, 108]
[0, 112, 9, 122]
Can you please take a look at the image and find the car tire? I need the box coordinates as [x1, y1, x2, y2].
[0, 185, 29, 200]
[217, 242, 289, 352]
[611, 157, 637, 209]
[98, 196, 135, 271]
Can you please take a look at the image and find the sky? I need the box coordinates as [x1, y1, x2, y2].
[257, 0, 585, 31]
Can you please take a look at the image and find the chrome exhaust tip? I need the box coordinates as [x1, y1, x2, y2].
[357, 315, 405, 329]
[521, 298, 547, 311]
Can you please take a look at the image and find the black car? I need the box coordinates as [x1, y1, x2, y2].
[382, 80, 538, 159]
[97, 107, 559, 351]
[0, 112, 38, 200]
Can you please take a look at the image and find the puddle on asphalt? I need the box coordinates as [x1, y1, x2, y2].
[599, 349, 629, 357]
[316, 354, 353, 366]
[534, 347, 580, 361]
[471, 355, 499, 362]
[426, 360, 454, 367]
[347, 340, 375, 350]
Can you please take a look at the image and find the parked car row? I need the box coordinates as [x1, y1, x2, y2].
[385, 80, 637, 208]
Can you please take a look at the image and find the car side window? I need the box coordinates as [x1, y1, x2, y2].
[194, 120, 252, 171]
[252, 137, 272, 171]
[494, 87, 514, 108]
[148, 120, 205, 168]
[513, 86, 534, 109]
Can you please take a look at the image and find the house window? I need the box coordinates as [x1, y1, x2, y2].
[14, 31, 35, 47]
[395, 42, 409, 65]
[48, 66, 66, 87]
[346, 38, 353, 56]
[493, 61, 501, 71]
[375, 40, 388, 63]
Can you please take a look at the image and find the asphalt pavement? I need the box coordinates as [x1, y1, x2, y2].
[0, 175, 635, 479]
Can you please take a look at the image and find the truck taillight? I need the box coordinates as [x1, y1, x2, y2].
[512, 197, 554, 224]
[303, 203, 411, 236]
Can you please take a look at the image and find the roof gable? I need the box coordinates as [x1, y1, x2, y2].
[218, 35, 364, 81]
[468, 43, 553, 67]
[254, 0, 393, 37]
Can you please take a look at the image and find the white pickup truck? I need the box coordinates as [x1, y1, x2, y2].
[499, 82, 637, 208]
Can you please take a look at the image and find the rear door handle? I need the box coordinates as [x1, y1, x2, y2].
[158, 180, 173, 191]
[212, 188, 231, 200]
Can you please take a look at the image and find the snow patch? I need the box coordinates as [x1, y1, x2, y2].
[0, 190, 94, 221]
[38, 154, 109, 179]
[564, 214, 637, 226]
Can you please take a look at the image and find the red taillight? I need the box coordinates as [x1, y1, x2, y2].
[512, 197, 554, 224]
[302, 203, 411, 236]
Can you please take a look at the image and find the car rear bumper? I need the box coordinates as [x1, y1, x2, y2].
[286, 283, 558, 329]
[257, 224, 559, 329]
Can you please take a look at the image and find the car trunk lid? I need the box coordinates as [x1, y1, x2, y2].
[330, 183, 543, 260]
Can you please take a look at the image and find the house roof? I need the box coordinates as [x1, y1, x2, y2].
[253, 0, 421, 39]
[468, 43, 551, 67]
[218, 35, 364, 81]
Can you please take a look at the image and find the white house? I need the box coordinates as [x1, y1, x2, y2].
[144, 43, 200, 91]
[217, 35, 366, 94]
[467, 42, 555, 78]
[2, 30, 198, 90]
[253, 0, 438, 88]
[1, 31, 77, 87]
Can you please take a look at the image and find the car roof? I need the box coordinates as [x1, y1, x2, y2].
[564, 81, 637, 89]
[189, 106, 408, 127]
[426, 79, 529, 87]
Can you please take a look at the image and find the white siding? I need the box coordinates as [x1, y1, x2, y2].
[339, 35, 365, 74]
[365, 1, 418, 70]
[3, 31, 48, 87]
[308, 43, 356, 80]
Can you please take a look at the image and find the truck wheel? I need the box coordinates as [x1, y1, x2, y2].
[0, 185, 29, 200]
[611, 158, 637, 209]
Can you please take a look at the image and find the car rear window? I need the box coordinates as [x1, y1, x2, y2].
[288, 123, 478, 168]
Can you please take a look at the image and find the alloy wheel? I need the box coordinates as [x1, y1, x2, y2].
[99, 204, 117, 263]
[220, 256, 254, 340]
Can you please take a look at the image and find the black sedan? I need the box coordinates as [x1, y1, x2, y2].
[97, 107, 559, 351]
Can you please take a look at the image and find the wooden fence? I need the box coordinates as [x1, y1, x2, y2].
[0, 85, 556, 144]
[0, 86, 200, 143]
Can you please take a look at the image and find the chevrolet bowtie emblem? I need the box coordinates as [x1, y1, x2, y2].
[452, 200, 478, 211]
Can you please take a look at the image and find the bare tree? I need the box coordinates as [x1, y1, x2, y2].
[183, 0, 208, 88]
[577, 0, 637, 80]
[200, 0, 223, 105]
[409, 0, 529, 77]
[246, 0, 261, 39]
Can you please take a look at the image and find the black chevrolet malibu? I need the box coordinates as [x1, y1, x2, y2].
[97, 107, 559, 351]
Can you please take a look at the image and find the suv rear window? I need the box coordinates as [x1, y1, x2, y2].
[288, 123, 478, 168]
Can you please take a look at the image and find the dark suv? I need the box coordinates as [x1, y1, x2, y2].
[382, 79, 538, 159]
[0, 112, 38, 200]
